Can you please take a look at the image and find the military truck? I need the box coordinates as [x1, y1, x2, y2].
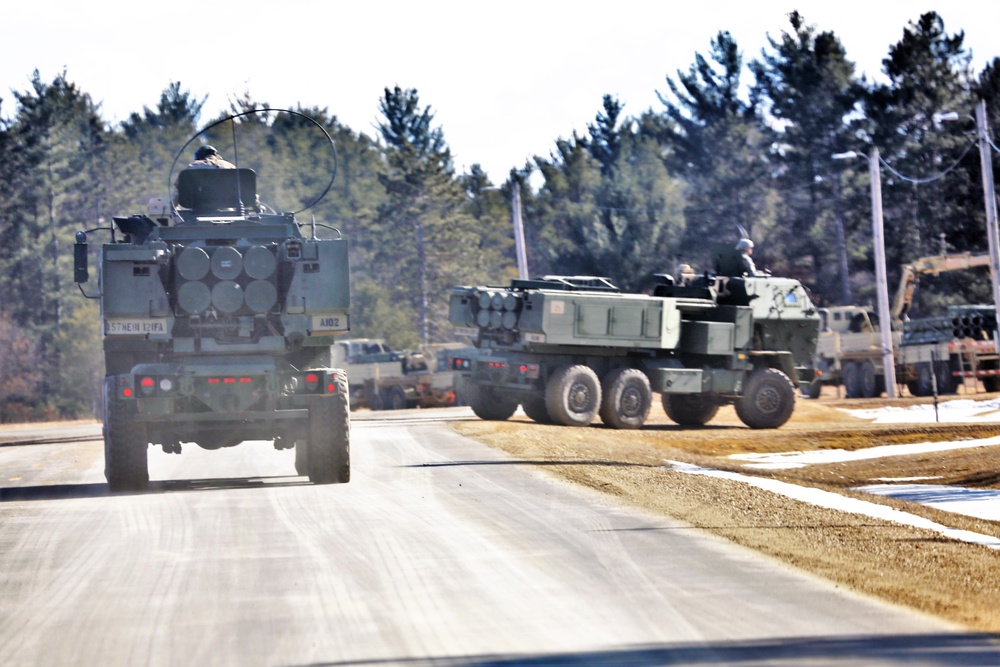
[73, 110, 351, 491]
[805, 251, 999, 398]
[447, 245, 820, 429]
[332, 338, 464, 410]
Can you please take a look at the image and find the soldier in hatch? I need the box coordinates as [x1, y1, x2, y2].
[736, 238, 758, 277]
[188, 145, 235, 169]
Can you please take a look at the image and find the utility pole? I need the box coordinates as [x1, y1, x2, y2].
[975, 100, 1000, 354]
[868, 147, 898, 397]
[837, 148, 898, 397]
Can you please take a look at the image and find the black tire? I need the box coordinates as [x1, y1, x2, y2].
[915, 362, 935, 397]
[308, 371, 351, 484]
[545, 365, 601, 427]
[387, 386, 407, 410]
[104, 377, 149, 492]
[735, 367, 796, 429]
[859, 360, 877, 398]
[801, 380, 822, 399]
[842, 362, 861, 398]
[935, 361, 957, 395]
[599, 368, 652, 429]
[521, 395, 552, 424]
[369, 387, 384, 411]
[662, 393, 719, 426]
[466, 383, 518, 421]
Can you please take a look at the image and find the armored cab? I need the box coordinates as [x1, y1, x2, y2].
[448, 247, 819, 430]
[74, 121, 351, 491]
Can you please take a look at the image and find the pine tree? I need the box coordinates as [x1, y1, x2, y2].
[750, 11, 863, 303]
[656, 32, 775, 271]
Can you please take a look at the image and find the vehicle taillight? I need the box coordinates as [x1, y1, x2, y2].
[139, 376, 155, 396]
[305, 372, 320, 392]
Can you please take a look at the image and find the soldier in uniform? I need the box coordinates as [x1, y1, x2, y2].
[736, 238, 758, 276]
[188, 145, 235, 168]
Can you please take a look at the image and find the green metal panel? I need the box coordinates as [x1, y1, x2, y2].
[652, 368, 704, 393]
[680, 321, 736, 355]
[285, 239, 350, 313]
[101, 246, 171, 324]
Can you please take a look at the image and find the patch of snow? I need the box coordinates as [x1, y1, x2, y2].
[665, 461, 1000, 550]
[857, 484, 1000, 522]
[843, 397, 1000, 424]
[730, 435, 1000, 470]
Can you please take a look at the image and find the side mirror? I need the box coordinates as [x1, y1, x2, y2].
[74, 231, 89, 283]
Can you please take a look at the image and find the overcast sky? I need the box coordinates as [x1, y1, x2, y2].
[4, 1, 999, 182]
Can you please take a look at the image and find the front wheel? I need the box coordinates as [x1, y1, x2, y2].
[308, 371, 351, 484]
[104, 377, 149, 492]
[735, 367, 796, 429]
[599, 368, 651, 429]
[545, 365, 601, 427]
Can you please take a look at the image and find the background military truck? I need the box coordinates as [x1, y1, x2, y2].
[806, 251, 999, 398]
[448, 244, 820, 430]
[73, 110, 351, 491]
[332, 339, 462, 410]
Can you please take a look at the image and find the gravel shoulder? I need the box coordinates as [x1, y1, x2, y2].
[450, 389, 1000, 632]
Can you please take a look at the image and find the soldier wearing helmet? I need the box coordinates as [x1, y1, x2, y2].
[188, 145, 235, 169]
[736, 238, 758, 276]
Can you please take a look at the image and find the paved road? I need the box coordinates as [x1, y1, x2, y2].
[1, 409, 998, 666]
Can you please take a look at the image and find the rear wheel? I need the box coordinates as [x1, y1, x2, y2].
[842, 362, 861, 398]
[387, 386, 407, 410]
[599, 368, 652, 429]
[466, 383, 518, 421]
[104, 377, 149, 492]
[735, 367, 796, 429]
[859, 360, 877, 398]
[308, 371, 351, 484]
[801, 382, 821, 399]
[662, 394, 719, 426]
[936, 361, 957, 395]
[915, 362, 935, 396]
[545, 365, 601, 427]
[521, 395, 552, 424]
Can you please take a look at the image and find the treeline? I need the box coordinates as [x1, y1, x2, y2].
[1, 11, 998, 421]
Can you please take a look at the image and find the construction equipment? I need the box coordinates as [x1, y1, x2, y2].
[806, 251, 998, 398]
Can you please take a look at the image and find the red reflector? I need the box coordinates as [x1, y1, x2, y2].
[123, 388, 133, 398]
[239, 377, 252, 383]
[327, 383, 336, 393]
[223, 377, 236, 384]
[208, 378, 220, 384]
